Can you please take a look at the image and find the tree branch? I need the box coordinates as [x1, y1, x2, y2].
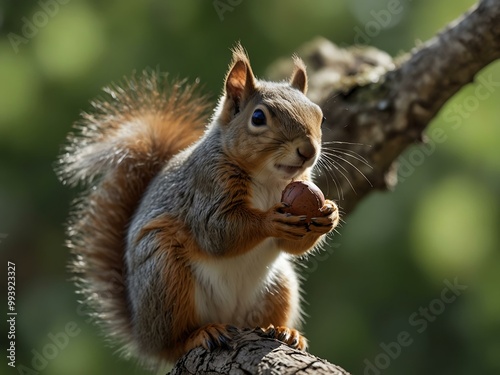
[170, 1, 500, 373]
[309, 0, 500, 214]
[169, 329, 350, 375]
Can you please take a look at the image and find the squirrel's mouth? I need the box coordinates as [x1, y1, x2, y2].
[275, 164, 303, 176]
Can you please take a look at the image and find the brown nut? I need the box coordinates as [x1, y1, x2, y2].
[280, 180, 325, 223]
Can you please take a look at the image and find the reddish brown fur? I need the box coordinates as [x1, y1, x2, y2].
[138, 215, 202, 362]
[59, 72, 209, 359]
[260, 271, 308, 350]
[262, 275, 293, 326]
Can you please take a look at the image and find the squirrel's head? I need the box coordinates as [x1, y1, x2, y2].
[216, 43, 324, 184]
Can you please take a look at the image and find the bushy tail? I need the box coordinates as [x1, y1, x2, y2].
[57, 71, 209, 359]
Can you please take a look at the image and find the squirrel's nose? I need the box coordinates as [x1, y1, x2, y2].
[297, 142, 316, 162]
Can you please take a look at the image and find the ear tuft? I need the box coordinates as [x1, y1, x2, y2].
[230, 42, 250, 68]
[224, 43, 256, 102]
[290, 55, 308, 94]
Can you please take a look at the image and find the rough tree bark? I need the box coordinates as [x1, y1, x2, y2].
[170, 0, 500, 373]
[170, 329, 349, 375]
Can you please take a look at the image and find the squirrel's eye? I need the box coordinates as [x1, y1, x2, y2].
[251, 109, 267, 126]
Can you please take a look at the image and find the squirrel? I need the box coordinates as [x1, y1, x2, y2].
[58, 43, 339, 368]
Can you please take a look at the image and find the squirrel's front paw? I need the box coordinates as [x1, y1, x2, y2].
[267, 203, 309, 240]
[309, 199, 339, 235]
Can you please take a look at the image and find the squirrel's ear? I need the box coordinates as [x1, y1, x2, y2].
[223, 44, 257, 116]
[290, 56, 308, 95]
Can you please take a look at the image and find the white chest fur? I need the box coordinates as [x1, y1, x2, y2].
[192, 242, 284, 325]
[192, 178, 292, 326]
[250, 177, 287, 212]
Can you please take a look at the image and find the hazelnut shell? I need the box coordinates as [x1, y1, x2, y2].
[281, 180, 325, 222]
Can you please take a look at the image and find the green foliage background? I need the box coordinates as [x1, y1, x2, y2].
[1, 1, 499, 374]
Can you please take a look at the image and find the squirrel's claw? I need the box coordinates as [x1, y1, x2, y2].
[185, 324, 240, 353]
[266, 202, 310, 239]
[261, 325, 308, 351]
[319, 202, 335, 215]
[310, 199, 339, 234]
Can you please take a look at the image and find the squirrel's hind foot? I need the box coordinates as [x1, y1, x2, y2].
[261, 325, 308, 351]
[184, 323, 240, 353]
